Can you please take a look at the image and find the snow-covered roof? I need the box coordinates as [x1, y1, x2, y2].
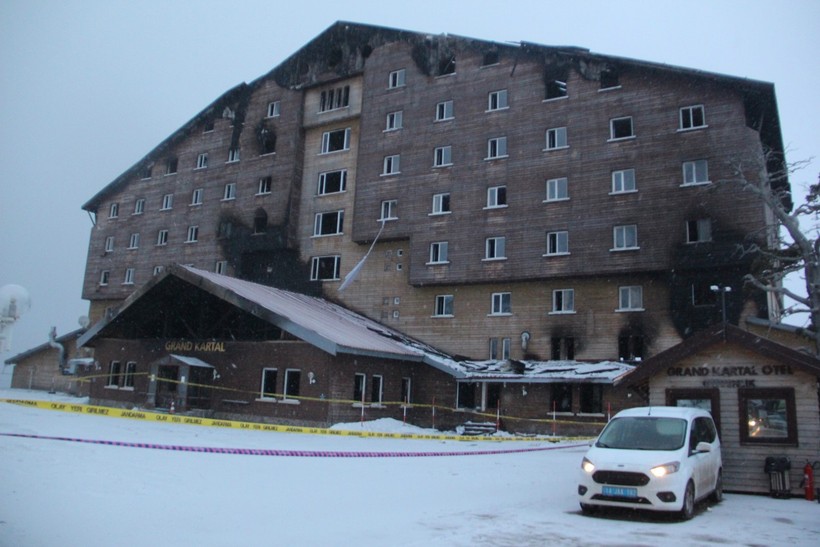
[433, 358, 635, 383]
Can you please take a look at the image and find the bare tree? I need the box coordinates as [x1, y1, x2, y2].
[725, 155, 820, 354]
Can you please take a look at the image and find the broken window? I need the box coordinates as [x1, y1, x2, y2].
[438, 55, 456, 76]
[253, 209, 268, 234]
[610, 117, 634, 140]
[691, 282, 718, 307]
[618, 335, 645, 360]
[600, 68, 619, 89]
[217, 221, 232, 240]
[482, 50, 499, 66]
[551, 337, 575, 360]
[140, 165, 152, 179]
[313, 210, 344, 236]
[686, 218, 712, 243]
[311, 255, 341, 281]
[319, 85, 350, 112]
[165, 157, 178, 175]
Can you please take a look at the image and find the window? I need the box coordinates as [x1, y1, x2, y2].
[123, 268, 135, 285]
[128, 233, 140, 249]
[482, 51, 499, 66]
[140, 165, 152, 179]
[165, 157, 178, 175]
[320, 128, 351, 154]
[545, 127, 568, 150]
[106, 361, 121, 387]
[683, 160, 710, 185]
[486, 137, 507, 159]
[618, 286, 644, 311]
[487, 89, 508, 111]
[431, 193, 451, 215]
[196, 153, 208, 169]
[388, 69, 406, 89]
[156, 230, 168, 246]
[153, 266, 164, 276]
[258, 128, 276, 155]
[434, 295, 454, 317]
[739, 388, 797, 445]
[266, 101, 281, 118]
[667, 388, 721, 432]
[457, 383, 475, 409]
[552, 288, 575, 313]
[223, 183, 236, 201]
[433, 146, 452, 167]
[613, 225, 638, 250]
[618, 334, 645, 360]
[438, 55, 456, 76]
[120, 361, 136, 389]
[215, 260, 227, 275]
[545, 79, 568, 100]
[385, 110, 403, 131]
[161, 194, 173, 211]
[203, 120, 214, 132]
[435, 100, 454, 121]
[371, 375, 384, 404]
[609, 117, 634, 140]
[485, 237, 506, 260]
[227, 148, 240, 163]
[319, 85, 349, 112]
[546, 231, 569, 255]
[191, 188, 203, 206]
[186, 225, 199, 243]
[488, 338, 511, 360]
[580, 385, 603, 414]
[217, 220, 234, 240]
[311, 255, 341, 281]
[429, 241, 449, 264]
[133, 199, 145, 215]
[257, 176, 272, 195]
[99, 270, 110, 286]
[109, 203, 119, 219]
[104, 236, 114, 253]
[253, 209, 268, 234]
[260, 368, 278, 399]
[546, 177, 569, 201]
[551, 337, 575, 360]
[680, 105, 705, 130]
[486, 186, 507, 208]
[283, 369, 301, 399]
[313, 211, 344, 236]
[353, 373, 366, 402]
[551, 384, 572, 412]
[401, 377, 412, 405]
[318, 170, 347, 194]
[382, 154, 400, 175]
[491, 292, 511, 315]
[611, 169, 636, 193]
[600, 68, 619, 89]
[686, 219, 712, 243]
[380, 200, 398, 220]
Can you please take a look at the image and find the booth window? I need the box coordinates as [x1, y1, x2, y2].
[667, 388, 721, 433]
[738, 387, 797, 445]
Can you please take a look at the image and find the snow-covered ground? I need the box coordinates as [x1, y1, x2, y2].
[1, 389, 818, 546]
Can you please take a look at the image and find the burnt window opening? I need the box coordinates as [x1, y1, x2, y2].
[327, 47, 343, 67]
[457, 383, 475, 409]
[580, 384, 603, 414]
[165, 157, 178, 175]
[550, 383, 573, 413]
[438, 55, 456, 76]
[253, 209, 268, 235]
[482, 50, 499, 66]
[204, 119, 215, 132]
[691, 282, 719, 307]
[545, 79, 568, 100]
[618, 335, 644, 361]
[140, 165, 152, 179]
[217, 220, 234, 240]
[551, 337, 575, 360]
[258, 127, 276, 155]
[319, 85, 350, 112]
[600, 68, 620, 89]
[486, 383, 501, 410]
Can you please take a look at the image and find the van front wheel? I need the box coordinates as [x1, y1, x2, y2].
[679, 481, 695, 520]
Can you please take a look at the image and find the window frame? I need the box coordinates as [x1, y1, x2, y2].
[433, 294, 454, 317]
[545, 127, 568, 150]
[133, 199, 145, 215]
[223, 183, 236, 201]
[266, 101, 281, 118]
[353, 373, 366, 403]
[320, 128, 351, 154]
[490, 292, 512, 316]
[484, 236, 506, 261]
[686, 218, 713, 244]
[186, 225, 199, 243]
[156, 230, 168, 246]
[385, 110, 403, 131]
[545, 230, 569, 256]
[431, 193, 451, 215]
[618, 285, 644, 311]
[195, 152, 208, 169]
[227, 148, 240, 163]
[611, 169, 637, 194]
[382, 154, 401, 176]
[738, 387, 798, 445]
[485, 185, 507, 209]
[214, 260, 227, 275]
[128, 233, 140, 250]
[545, 177, 569, 202]
[260, 368, 278, 399]
[435, 100, 454, 121]
[319, 85, 350, 112]
[282, 368, 301, 400]
[388, 68, 406, 89]
[106, 360, 121, 387]
[161, 194, 174, 211]
[371, 375, 384, 405]
[123, 268, 135, 285]
[609, 116, 635, 141]
[486, 137, 508, 160]
[313, 210, 344, 237]
[380, 199, 398, 221]
[318, 170, 347, 195]
[679, 105, 706, 131]
[190, 188, 203, 206]
[428, 241, 449, 264]
[612, 224, 639, 251]
[99, 270, 110, 286]
[551, 288, 575, 314]
[108, 203, 119, 219]
[104, 236, 114, 253]
[310, 255, 341, 281]
[682, 159, 710, 186]
[487, 89, 509, 111]
[257, 176, 272, 195]
[433, 146, 452, 167]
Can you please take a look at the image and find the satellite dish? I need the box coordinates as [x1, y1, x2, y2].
[79, 315, 90, 328]
[1, 284, 31, 353]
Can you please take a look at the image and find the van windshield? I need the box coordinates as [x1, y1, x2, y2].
[596, 417, 686, 450]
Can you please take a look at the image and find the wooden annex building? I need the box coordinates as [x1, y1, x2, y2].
[77, 265, 633, 435]
[619, 324, 820, 495]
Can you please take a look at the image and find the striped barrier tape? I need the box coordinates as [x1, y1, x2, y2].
[0, 398, 594, 443]
[0, 432, 588, 457]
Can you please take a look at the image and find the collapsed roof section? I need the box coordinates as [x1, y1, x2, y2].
[77, 265, 633, 383]
[82, 21, 787, 213]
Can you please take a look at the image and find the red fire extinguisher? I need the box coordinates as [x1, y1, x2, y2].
[803, 461, 816, 501]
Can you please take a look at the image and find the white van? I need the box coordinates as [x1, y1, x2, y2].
[577, 406, 722, 520]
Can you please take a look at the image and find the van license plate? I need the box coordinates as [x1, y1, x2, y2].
[602, 486, 637, 498]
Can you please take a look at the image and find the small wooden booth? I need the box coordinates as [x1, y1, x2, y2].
[619, 324, 820, 495]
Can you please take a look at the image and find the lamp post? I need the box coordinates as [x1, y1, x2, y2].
[710, 285, 732, 325]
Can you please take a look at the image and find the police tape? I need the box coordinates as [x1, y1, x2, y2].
[0, 398, 593, 443]
[0, 431, 589, 457]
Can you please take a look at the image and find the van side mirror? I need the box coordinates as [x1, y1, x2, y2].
[695, 441, 712, 453]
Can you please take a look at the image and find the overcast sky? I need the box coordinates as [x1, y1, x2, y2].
[1, 0, 818, 357]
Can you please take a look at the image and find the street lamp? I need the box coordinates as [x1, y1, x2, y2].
[710, 285, 732, 325]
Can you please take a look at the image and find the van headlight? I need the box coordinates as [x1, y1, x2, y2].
[581, 457, 595, 473]
[650, 462, 680, 478]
